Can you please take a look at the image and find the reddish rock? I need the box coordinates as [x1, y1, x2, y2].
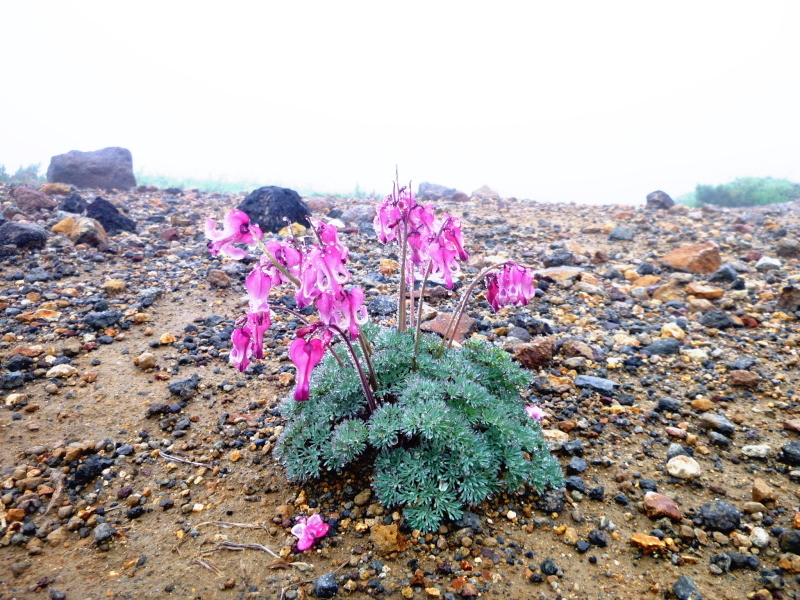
[159, 228, 181, 241]
[644, 492, 682, 521]
[513, 337, 556, 369]
[630, 532, 666, 554]
[728, 370, 761, 387]
[9, 186, 58, 212]
[686, 282, 724, 299]
[784, 419, 800, 433]
[742, 251, 763, 262]
[660, 241, 721, 274]
[560, 340, 594, 360]
[420, 312, 475, 344]
[207, 269, 232, 288]
[665, 427, 688, 439]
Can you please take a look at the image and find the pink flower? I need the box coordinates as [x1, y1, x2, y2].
[525, 405, 546, 420]
[295, 245, 351, 308]
[288, 337, 325, 401]
[246, 311, 271, 360]
[316, 287, 368, 339]
[205, 210, 262, 260]
[373, 198, 402, 244]
[245, 265, 274, 313]
[291, 513, 330, 551]
[230, 322, 254, 372]
[486, 264, 536, 311]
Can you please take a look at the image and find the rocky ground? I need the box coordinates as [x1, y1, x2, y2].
[0, 182, 799, 600]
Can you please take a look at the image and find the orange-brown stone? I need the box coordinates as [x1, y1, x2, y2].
[660, 242, 721, 274]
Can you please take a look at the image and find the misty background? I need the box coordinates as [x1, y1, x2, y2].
[2, 1, 798, 204]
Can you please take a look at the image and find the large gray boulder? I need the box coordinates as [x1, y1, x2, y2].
[47, 147, 136, 191]
[645, 190, 675, 210]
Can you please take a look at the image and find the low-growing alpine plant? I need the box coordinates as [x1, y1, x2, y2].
[206, 174, 563, 533]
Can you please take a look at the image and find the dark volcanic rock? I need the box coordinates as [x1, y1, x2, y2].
[83, 310, 123, 329]
[673, 576, 702, 600]
[609, 226, 635, 241]
[313, 572, 339, 598]
[71, 455, 115, 486]
[59, 193, 87, 214]
[535, 490, 566, 513]
[698, 310, 735, 329]
[0, 221, 48, 250]
[47, 147, 136, 191]
[642, 338, 681, 356]
[777, 285, 800, 312]
[646, 190, 675, 210]
[574, 375, 619, 395]
[86, 197, 136, 234]
[779, 530, 800, 554]
[367, 295, 398, 316]
[168, 374, 201, 398]
[779, 441, 800, 465]
[700, 500, 741, 533]
[708, 263, 738, 284]
[417, 182, 457, 201]
[237, 186, 310, 233]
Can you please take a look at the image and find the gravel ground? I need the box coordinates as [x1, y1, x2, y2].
[0, 183, 799, 600]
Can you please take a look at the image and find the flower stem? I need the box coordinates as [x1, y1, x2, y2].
[332, 325, 377, 413]
[437, 262, 513, 356]
[357, 330, 378, 391]
[412, 260, 433, 366]
[255, 239, 302, 288]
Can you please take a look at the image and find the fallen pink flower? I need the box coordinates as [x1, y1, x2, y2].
[525, 405, 546, 420]
[291, 513, 330, 551]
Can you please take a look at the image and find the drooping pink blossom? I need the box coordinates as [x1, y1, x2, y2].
[374, 197, 402, 244]
[230, 322, 254, 372]
[246, 311, 271, 360]
[486, 264, 536, 311]
[295, 245, 351, 308]
[205, 210, 262, 260]
[316, 287, 368, 339]
[525, 405, 546, 420]
[289, 337, 325, 401]
[291, 513, 330, 551]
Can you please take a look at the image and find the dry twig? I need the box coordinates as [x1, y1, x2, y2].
[158, 451, 213, 468]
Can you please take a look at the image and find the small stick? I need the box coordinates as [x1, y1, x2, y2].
[159, 451, 214, 469]
[44, 472, 65, 515]
[192, 558, 223, 576]
[194, 521, 268, 531]
[208, 541, 282, 559]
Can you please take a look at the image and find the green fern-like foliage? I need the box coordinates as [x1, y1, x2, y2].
[274, 327, 563, 532]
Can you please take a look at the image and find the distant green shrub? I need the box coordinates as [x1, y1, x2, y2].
[695, 177, 800, 208]
[0, 163, 45, 185]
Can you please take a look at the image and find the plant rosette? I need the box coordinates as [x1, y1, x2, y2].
[206, 174, 563, 533]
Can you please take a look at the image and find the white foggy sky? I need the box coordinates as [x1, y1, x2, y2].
[2, 1, 798, 204]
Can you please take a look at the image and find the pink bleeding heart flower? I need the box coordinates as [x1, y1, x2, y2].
[288, 337, 325, 401]
[428, 240, 461, 289]
[486, 264, 536, 311]
[263, 241, 303, 283]
[205, 210, 262, 260]
[314, 220, 349, 260]
[291, 513, 330, 551]
[229, 321, 254, 372]
[440, 216, 469, 262]
[316, 288, 367, 340]
[525, 405, 546, 420]
[246, 311, 271, 360]
[374, 196, 402, 244]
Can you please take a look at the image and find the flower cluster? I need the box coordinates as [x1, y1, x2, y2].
[205, 211, 367, 401]
[485, 264, 536, 312]
[374, 188, 468, 290]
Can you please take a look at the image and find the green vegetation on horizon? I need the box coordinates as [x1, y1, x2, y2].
[677, 176, 800, 208]
[0, 163, 45, 185]
[135, 171, 376, 199]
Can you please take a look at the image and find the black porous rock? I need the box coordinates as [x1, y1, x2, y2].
[47, 147, 136, 191]
[237, 186, 310, 233]
[313, 572, 339, 598]
[656, 397, 683, 412]
[708, 263, 738, 284]
[700, 500, 741, 533]
[535, 490, 566, 513]
[779, 529, 800, 554]
[0, 221, 48, 250]
[540, 557, 559, 576]
[642, 338, 681, 356]
[168, 374, 201, 398]
[1, 371, 27, 389]
[83, 310, 123, 329]
[646, 190, 675, 210]
[70, 454, 115, 487]
[574, 375, 619, 395]
[452, 511, 483, 532]
[59, 192, 87, 214]
[86, 197, 136, 235]
[779, 441, 800, 465]
[673, 575, 702, 600]
[698, 310, 735, 329]
[367, 295, 398, 316]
